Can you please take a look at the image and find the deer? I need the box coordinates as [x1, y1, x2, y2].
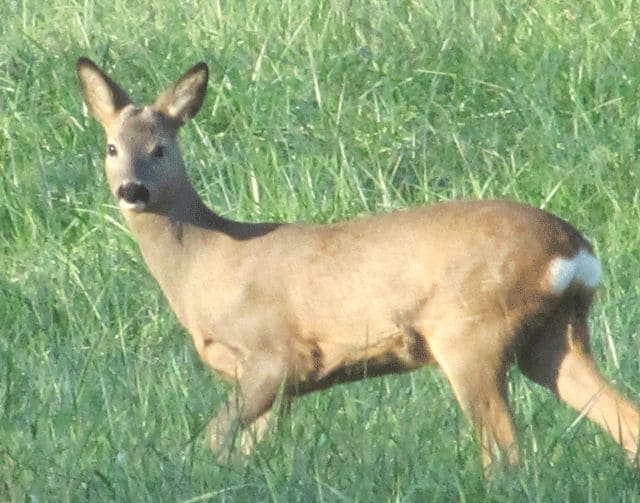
[76, 56, 640, 472]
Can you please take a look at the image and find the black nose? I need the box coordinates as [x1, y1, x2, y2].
[117, 182, 150, 205]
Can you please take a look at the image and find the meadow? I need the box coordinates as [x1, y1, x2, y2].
[2, 0, 640, 500]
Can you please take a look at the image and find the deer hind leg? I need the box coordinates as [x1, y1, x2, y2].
[427, 327, 519, 471]
[518, 298, 640, 462]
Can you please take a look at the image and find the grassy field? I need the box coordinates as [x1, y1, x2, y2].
[3, 0, 640, 500]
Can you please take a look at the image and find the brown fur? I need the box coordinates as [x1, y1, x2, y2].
[77, 57, 639, 471]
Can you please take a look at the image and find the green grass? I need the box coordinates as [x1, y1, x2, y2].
[3, 0, 640, 500]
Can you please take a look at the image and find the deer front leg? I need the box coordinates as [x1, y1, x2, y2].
[209, 354, 288, 461]
[238, 395, 292, 455]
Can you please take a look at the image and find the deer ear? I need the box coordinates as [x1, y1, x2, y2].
[76, 57, 132, 126]
[154, 62, 208, 126]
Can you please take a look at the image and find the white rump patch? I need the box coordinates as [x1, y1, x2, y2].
[546, 248, 602, 295]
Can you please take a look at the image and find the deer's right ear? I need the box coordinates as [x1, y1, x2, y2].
[76, 57, 132, 126]
[154, 62, 208, 127]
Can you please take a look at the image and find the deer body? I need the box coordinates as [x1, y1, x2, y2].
[77, 58, 640, 470]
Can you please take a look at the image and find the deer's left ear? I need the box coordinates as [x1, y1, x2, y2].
[77, 57, 133, 127]
[154, 62, 208, 127]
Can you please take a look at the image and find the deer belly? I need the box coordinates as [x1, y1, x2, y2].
[289, 327, 434, 395]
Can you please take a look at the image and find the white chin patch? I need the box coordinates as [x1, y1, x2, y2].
[118, 199, 148, 211]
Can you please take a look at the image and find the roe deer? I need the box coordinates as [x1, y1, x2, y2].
[77, 57, 640, 471]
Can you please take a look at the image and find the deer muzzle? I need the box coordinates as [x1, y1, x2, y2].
[117, 181, 150, 211]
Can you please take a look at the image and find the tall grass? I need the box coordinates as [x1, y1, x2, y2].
[2, 0, 640, 500]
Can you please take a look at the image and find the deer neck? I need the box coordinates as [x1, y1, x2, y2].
[119, 182, 223, 314]
[118, 180, 282, 321]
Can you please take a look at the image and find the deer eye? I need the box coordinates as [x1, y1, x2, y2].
[107, 144, 117, 157]
[151, 145, 165, 158]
